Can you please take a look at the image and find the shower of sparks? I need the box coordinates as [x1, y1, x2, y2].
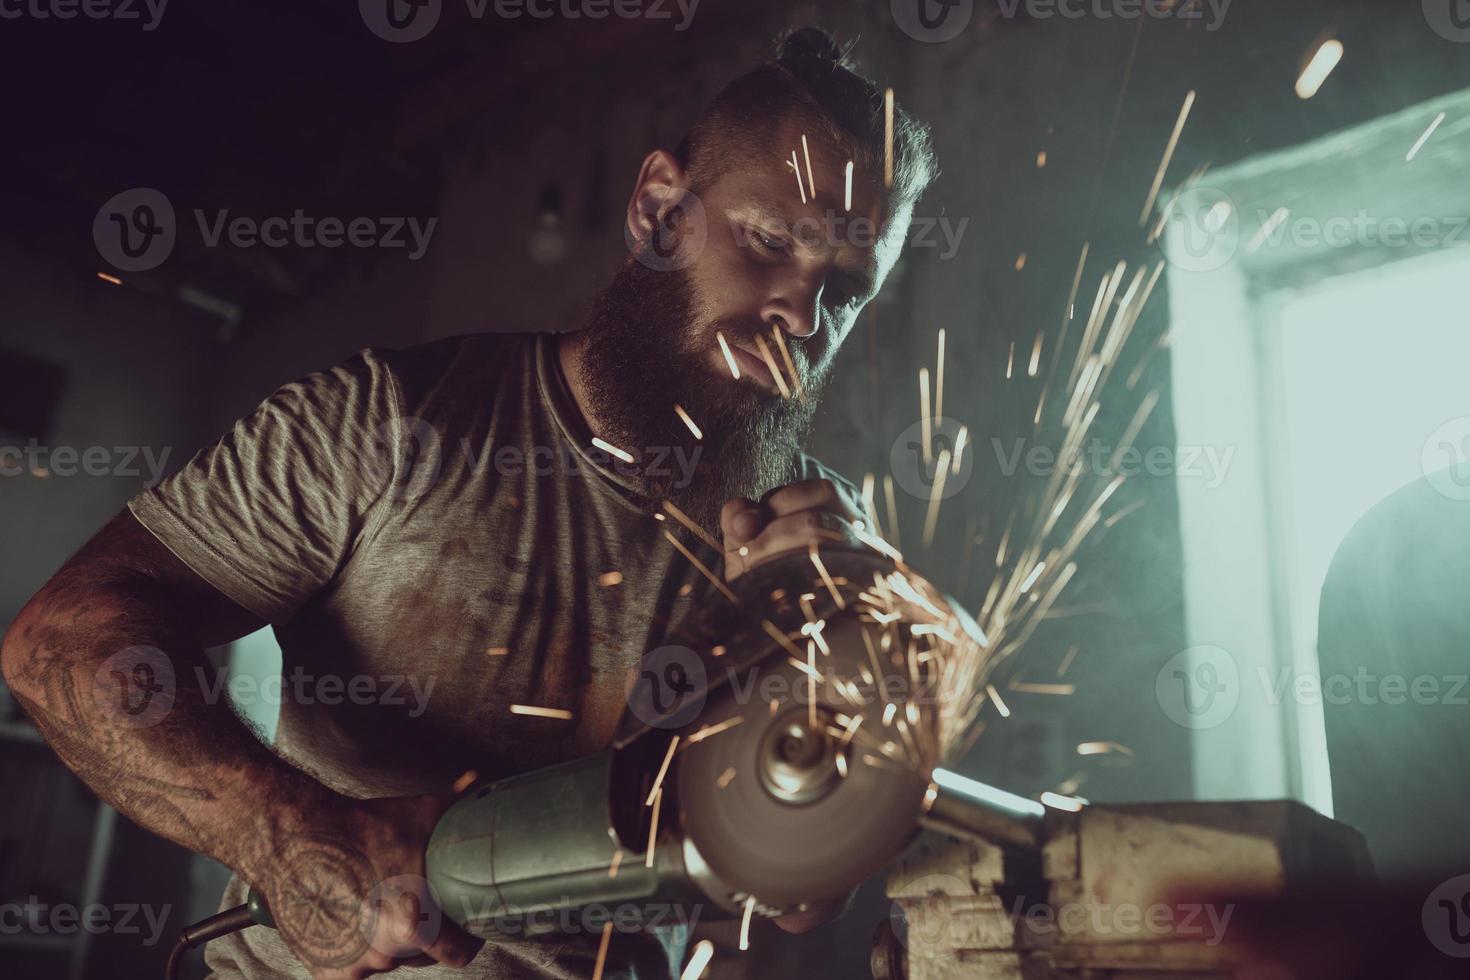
[771, 326, 805, 399]
[844, 160, 854, 211]
[801, 134, 817, 198]
[645, 787, 663, 868]
[922, 448, 952, 547]
[645, 735, 681, 806]
[883, 88, 894, 189]
[592, 922, 614, 980]
[592, 437, 634, 464]
[1139, 89, 1196, 226]
[790, 149, 807, 204]
[1407, 112, 1446, 162]
[662, 500, 722, 551]
[919, 368, 933, 465]
[1296, 40, 1343, 100]
[1246, 206, 1290, 254]
[510, 704, 573, 720]
[674, 404, 703, 440]
[717, 332, 741, 379]
[681, 940, 715, 980]
[608, 850, 624, 878]
[754, 334, 792, 398]
[664, 530, 737, 602]
[598, 570, 624, 587]
[739, 896, 756, 950]
[717, 766, 737, 788]
[935, 329, 947, 423]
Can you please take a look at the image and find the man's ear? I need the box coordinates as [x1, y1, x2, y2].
[625, 149, 690, 251]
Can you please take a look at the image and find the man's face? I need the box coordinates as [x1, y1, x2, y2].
[579, 117, 908, 527]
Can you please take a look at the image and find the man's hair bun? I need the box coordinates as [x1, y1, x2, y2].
[776, 26, 849, 69]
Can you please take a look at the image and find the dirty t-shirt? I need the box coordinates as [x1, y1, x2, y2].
[127, 332, 847, 980]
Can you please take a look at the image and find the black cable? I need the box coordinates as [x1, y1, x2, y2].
[163, 903, 257, 980]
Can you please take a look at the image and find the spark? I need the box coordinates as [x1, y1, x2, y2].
[919, 367, 933, 465]
[882, 702, 898, 726]
[740, 897, 756, 951]
[861, 473, 881, 538]
[645, 787, 663, 868]
[935, 328, 946, 423]
[771, 326, 805, 399]
[1078, 741, 1134, 756]
[844, 160, 854, 211]
[883, 475, 901, 550]
[1139, 89, 1196, 226]
[791, 149, 807, 204]
[485, 646, 509, 657]
[510, 704, 573, 720]
[97, 272, 122, 285]
[1027, 331, 1043, 377]
[1015, 253, 1027, 271]
[1018, 561, 1046, 594]
[711, 644, 725, 656]
[754, 334, 792, 398]
[801, 134, 817, 198]
[1009, 681, 1075, 695]
[598, 570, 624, 587]
[592, 922, 614, 980]
[452, 770, 477, 793]
[835, 752, 848, 778]
[1040, 792, 1085, 812]
[760, 618, 807, 660]
[717, 332, 741, 379]
[808, 640, 818, 729]
[664, 530, 737, 603]
[646, 735, 681, 805]
[674, 404, 703, 440]
[662, 500, 722, 552]
[1006, 342, 1015, 379]
[922, 448, 952, 547]
[1246, 206, 1290, 254]
[1407, 112, 1446, 162]
[1057, 645, 1080, 676]
[608, 850, 624, 878]
[986, 684, 1011, 718]
[717, 767, 737, 789]
[810, 544, 845, 608]
[1296, 40, 1343, 100]
[884, 88, 894, 189]
[801, 620, 831, 655]
[682, 940, 716, 980]
[688, 717, 744, 743]
[592, 437, 634, 464]
[1036, 150, 1047, 167]
[951, 426, 969, 476]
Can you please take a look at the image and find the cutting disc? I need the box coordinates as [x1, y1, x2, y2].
[676, 614, 931, 909]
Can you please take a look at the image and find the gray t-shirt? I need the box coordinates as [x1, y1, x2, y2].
[128, 331, 846, 979]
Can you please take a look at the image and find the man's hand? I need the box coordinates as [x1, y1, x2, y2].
[260, 794, 482, 979]
[720, 479, 864, 581]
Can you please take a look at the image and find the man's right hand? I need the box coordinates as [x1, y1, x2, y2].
[260, 794, 483, 979]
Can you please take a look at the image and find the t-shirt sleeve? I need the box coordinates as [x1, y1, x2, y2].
[127, 349, 403, 625]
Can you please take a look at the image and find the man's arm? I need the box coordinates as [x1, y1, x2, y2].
[0, 509, 479, 976]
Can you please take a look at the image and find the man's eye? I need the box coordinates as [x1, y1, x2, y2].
[749, 229, 786, 252]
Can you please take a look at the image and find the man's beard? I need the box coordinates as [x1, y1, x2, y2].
[576, 260, 825, 531]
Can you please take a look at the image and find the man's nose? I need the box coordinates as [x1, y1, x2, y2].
[761, 281, 822, 340]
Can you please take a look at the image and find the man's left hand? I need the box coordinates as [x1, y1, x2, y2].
[720, 479, 864, 581]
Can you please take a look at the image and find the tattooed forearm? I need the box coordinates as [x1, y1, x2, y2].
[1, 548, 346, 886]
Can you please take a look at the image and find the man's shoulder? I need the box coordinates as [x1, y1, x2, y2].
[353, 331, 548, 409]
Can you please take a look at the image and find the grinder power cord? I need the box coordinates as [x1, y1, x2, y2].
[162, 548, 1045, 978]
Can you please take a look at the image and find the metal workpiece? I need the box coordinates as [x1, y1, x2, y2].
[918, 768, 1048, 853]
